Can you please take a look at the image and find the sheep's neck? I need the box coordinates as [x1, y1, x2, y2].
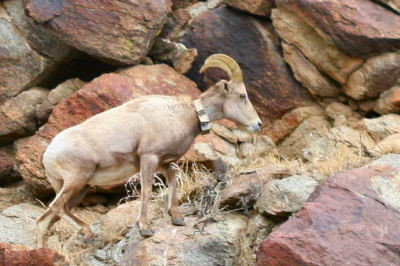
[200, 92, 224, 122]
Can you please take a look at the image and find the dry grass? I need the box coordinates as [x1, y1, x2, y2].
[39, 132, 376, 265]
[47, 208, 102, 265]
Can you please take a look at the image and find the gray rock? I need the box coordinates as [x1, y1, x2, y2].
[302, 136, 334, 162]
[232, 128, 252, 143]
[36, 78, 85, 123]
[0, 87, 49, 145]
[361, 114, 400, 141]
[4, 0, 72, 62]
[255, 135, 276, 155]
[238, 142, 256, 158]
[368, 155, 400, 211]
[255, 175, 318, 216]
[211, 123, 237, 144]
[149, 38, 198, 74]
[0, 203, 43, 248]
[0, 6, 54, 102]
[120, 213, 248, 265]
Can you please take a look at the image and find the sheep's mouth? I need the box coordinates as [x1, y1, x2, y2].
[246, 124, 261, 133]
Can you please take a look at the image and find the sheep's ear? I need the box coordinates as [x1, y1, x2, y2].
[217, 80, 230, 94]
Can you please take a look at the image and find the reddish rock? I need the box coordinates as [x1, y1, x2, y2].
[16, 64, 200, 196]
[224, 0, 275, 16]
[374, 85, 400, 114]
[4, 0, 72, 62]
[282, 43, 341, 97]
[271, 8, 363, 85]
[172, 0, 201, 9]
[276, 0, 400, 57]
[220, 166, 294, 208]
[261, 105, 324, 143]
[256, 155, 400, 266]
[0, 152, 14, 185]
[0, 88, 48, 145]
[159, 6, 193, 41]
[181, 6, 312, 125]
[0, 242, 64, 266]
[211, 123, 237, 143]
[344, 52, 400, 100]
[181, 130, 238, 166]
[25, 0, 172, 65]
[36, 78, 85, 123]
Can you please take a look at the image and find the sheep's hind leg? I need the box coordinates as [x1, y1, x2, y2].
[162, 164, 186, 226]
[36, 177, 63, 247]
[44, 171, 94, 241]
[36, 207, 60, 247]
[36, 183, 92, 247]
[64, 185, 94, 240]
[137, 154, 159, 237]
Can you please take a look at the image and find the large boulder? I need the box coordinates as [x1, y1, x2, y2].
[261, 105, 325, 143]
[276, 0, 400, 57]
[302, 126, 375, 163]
[0, 88, 48, 145]
[278, 116, 331, 158]
[0, 182, 35, 212]
[180, 6, 312, 124]
[271, 8, 363, 85]
[219, 166, 295, 209]
[223, 0, 275, 16]
[255, 175, 318, 216]
[360, 114, 400, 141]
[25, 0, 172, 65]
[16, 64, 200, 196]
[36, 78, 85, 123]
[91, 200, 162, 245]
[256, 154, 400, 265]
[0, 6, 53, 103]
[0, 152, 15, 186]
[181, 130, 241, 167]
[120, 213, 248, 265]
[375, 0, 400, 13]
[372, 133, 400, 155]
[3, 0, 72, 62]
[172, 0, 201, 9]
[0, 242, 64, 266]
[374, 85, 400, 114]
[344, 52, 400, 100]
[0, 203, 43, 248]
[281, 43, 341, 97]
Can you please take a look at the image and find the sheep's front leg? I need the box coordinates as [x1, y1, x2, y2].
[163, 164, 186, 226]
[137, 154, 159, 237]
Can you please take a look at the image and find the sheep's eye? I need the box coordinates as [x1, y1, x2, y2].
[240, 94, 247, 100]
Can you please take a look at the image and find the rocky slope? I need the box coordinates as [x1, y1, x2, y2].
[0, 0, 400, 265]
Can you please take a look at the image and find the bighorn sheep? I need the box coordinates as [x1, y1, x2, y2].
[37, 54, 262, 247]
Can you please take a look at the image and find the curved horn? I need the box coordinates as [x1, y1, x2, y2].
[199, 54, 243, 83]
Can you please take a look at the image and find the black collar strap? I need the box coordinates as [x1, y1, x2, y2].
[193, 99, 211, 134]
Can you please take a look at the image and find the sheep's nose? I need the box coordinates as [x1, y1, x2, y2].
[257, 121, 262, 128]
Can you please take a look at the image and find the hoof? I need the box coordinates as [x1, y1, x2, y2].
[83, 236, 95, 245]
[172, 217, 186, 226]
[84, 231, 95, 239]
[139, 229, 154, 238]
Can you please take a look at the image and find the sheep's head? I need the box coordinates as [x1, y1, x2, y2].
[200, 54, 262, 132]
